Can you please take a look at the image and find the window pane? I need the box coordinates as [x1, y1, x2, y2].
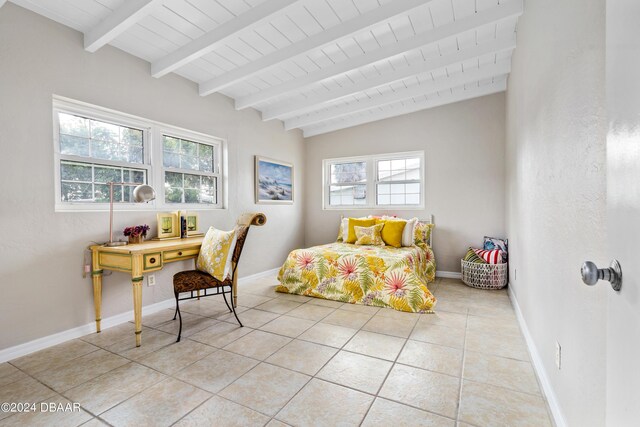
[378, 184, 390, 194]
[406, 194, 420, 205]
[181, 140, 197, 156]
[406, 183, 420, 193]
[390, 171, 406, 181]
[184, 189, 199, 203]
[330, 162, 366, 184]
[406, 158, 420, 169]
[59, 160, 146, 203]
[94, 184, 122, 202]
[390, 194, 405, 205]
[164, 152, 180, 168]
[60, 135, 90, 157]
[165, 172, 216, 204]
[165, 171, 182, 187]
[391, 159, 405, 170]
[91, 120, 119, 143]
[181, 155, 198, 170]
[378, 160, 391, 171]
[378, 194, 391, 205]
[61, 182, 92, 201]
[59, 113, 89, 137]
[57, 113, 144, 164]
[165, 187, 183, 203]
[94, 166, 121, 183]
[184, 173, 200, 189]
[61, 162, 92, 182]
[122, 128, 142, 146]
[390, 183, 405, 194]
[406, 168, 420, 180]
[329, 184, 366, 206]
[163, 136, 180, 152]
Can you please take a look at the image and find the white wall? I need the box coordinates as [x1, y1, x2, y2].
[0, 3, 305, 351]
[505, 0, 607, 425]
[304, 93, 506, 273]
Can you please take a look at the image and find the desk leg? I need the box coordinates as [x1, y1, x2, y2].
[92, 271, 103, 333]
[132, 277, 143, 347]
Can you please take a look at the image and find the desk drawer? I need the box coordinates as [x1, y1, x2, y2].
[143, 252, 162, 271]
[164, 247, 200, 262]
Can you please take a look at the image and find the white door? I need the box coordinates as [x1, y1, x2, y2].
[605, 1, 640, 425]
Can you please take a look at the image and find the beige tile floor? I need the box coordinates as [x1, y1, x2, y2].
[0, 276, 554, 427]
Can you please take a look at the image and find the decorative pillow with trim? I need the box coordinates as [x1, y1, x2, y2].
[196, 226, 238, 281]
[354, 224, 386, 246]
[374, 218, 405, 248]
[473, 248, 505, 264]
[347, 218, 376, 243]
[402, 217, 419, 246]
[414, 222, 434, 246]
[463, 248, 487, 263]
[484, 236, 508, 262]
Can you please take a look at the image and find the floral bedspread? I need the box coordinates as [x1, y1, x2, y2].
[277, 242, 436, 313]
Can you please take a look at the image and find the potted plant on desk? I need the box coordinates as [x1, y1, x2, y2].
[123, 224, 150, 244]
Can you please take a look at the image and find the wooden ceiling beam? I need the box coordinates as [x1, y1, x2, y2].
[84, 0, 164, 53]
[151, 0, 299, 78]
[302, 79, 507, 138]
[236, 0, 523, 111]
[198, 0, 433, 96]
[286, 61, 511, 130]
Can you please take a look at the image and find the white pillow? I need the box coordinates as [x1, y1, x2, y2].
[340, 218, 348, 241]
[402, 217, 418, 246]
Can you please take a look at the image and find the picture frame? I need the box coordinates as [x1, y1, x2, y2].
[156, 211, 180, 239]
[255, 156, 294, 204]
[185, 212, 201, 236]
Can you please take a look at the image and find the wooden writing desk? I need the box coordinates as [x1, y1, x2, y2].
[90, 237, 204, 347]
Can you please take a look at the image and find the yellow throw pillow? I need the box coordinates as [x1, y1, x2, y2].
[347, 218, 376, 243]
[375, 218, 406, 248]
[354, 224, 385, 246]
[196, 227, 237, 281]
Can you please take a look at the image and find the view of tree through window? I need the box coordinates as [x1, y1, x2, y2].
[162, 135, 218, 204]
[58, 113, 143, 163]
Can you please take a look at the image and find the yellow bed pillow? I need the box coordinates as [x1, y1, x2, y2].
[375, 218, 406, 248]
[354, 224, 385, 246]
[346, 218, 376, 243]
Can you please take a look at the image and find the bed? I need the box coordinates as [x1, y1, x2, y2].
[276, 218, 436, 313]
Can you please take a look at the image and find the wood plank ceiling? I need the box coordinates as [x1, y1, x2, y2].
[8, 0, 522, 137]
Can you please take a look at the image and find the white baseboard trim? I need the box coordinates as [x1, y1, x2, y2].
[436, 270, 462, 279]
[0, 267, 280, 364]
[509, 287, 567, 427]
[238, 267, 280, 283]
[0, 298, 175, 364]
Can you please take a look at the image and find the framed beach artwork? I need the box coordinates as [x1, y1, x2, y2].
[156, 211, 180, 239]
[255, 156, 294, 204]
[185, 212, 201, 236]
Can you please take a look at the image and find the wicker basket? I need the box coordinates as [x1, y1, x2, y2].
[461, 259, 508, 290]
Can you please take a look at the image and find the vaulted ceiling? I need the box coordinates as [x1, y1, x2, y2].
[9, 0, 522, 137]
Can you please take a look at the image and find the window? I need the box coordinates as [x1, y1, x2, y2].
[53, 97, 225, 211]
[162, 135, 221, 205]
[323, 151, 424, 209]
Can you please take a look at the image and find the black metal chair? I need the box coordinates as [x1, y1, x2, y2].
[172, 212, 266, 342]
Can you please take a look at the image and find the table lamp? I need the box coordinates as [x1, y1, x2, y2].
[105, 183, 156, 247]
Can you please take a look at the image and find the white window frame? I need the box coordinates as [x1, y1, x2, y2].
[322, 150, 425, 210]
[156, 125, 224, 210]
[52, 96, 226, 212]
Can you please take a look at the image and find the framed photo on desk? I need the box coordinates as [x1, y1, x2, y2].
[156, 212, 179, 239]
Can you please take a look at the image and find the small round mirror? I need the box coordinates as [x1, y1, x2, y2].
[133, 185, 156, 203]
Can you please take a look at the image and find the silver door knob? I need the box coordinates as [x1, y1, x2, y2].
[581, 260, 622, 291]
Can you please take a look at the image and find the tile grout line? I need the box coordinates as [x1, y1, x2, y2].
[455, 308, 470, 423]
